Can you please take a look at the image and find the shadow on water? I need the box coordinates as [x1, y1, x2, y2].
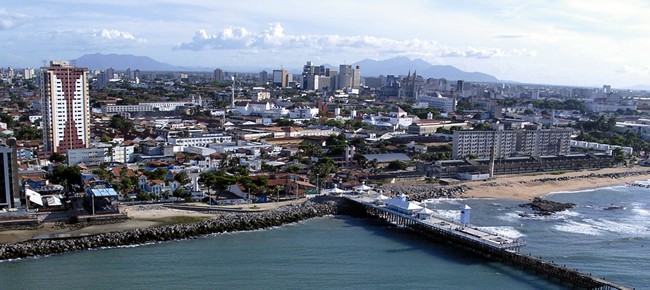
[337, 215, 566, 289]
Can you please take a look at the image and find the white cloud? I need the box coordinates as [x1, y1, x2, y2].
[616, 65, 650, 75]
[177, 23, 533, 61]
[41, 28, 147, 52]
[0, 8, 26, 30]
[85, 28, 146, 44]
[93, 29, 137, 41]
[439, 47, 536, 59]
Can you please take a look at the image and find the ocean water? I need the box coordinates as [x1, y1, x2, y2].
[0, 185, 648, 289]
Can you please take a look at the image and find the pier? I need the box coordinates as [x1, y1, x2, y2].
[345, 195, 632, 290]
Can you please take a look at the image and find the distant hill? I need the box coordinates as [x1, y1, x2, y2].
[625, 84, 650, 91]
[353, 57, 500, 83]
[74, 53, 204, 71]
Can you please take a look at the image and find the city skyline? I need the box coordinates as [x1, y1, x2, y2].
[1, 1, 649, 88]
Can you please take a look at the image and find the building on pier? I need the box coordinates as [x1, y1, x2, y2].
[384, 194, 423, 214]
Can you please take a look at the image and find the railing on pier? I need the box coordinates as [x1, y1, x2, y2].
[345, 196, 633, 290]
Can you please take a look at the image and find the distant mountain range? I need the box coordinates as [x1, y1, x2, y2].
[352, 57, 499, 82]
[74, 53, 499, 82]
[74, 53, 202, 71]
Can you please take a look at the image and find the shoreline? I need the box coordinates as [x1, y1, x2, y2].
[460, 166, 650, 201]
[0, 199, 342, 260]
[2, 167, 649, 245]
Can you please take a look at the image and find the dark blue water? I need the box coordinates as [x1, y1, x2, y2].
[0, 185, 647, 289]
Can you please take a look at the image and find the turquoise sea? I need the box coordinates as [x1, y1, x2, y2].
[0, 185, 648, 289]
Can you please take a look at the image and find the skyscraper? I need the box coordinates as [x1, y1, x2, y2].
[337, 65, 360, 90]
[214, 68, 223, 82]
[0, 139, 19, 209]
[41, 61, 90, 154]
[273, 69, 288, 88]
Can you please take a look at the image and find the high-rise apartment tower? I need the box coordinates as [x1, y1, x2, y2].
[41, 61, 90, 154]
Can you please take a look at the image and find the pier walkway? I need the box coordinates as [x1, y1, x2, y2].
[346, 195, 526, 251]
[344, 195, 633, 290]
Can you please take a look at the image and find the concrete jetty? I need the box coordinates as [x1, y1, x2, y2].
[345, 195, 632, 290]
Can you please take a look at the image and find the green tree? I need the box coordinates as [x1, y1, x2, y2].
[325, 133, 347, 156]
[286, 164, 301, 173]
[49, 165, 82, 191]
[173, 187, 189, 200]
[49, 153, 66, 163]
[310, 157, 338, 180]
[14, 126, 41, 140]
[92, 168, 110, 180]
[275, 119, 295, 126]
[174, 171, 190, 185]
[387, 160, 409, 170]
[299, 142, 323, 157]
[144, 167, 168, 180]
[108, 115, 134, 131]
[101, 134, 112, 143]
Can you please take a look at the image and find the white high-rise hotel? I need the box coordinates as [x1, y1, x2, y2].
[41, 61, 90, 154]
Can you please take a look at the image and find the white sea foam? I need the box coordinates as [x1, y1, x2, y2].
[498, 211, 523, 223]
[477, 226, 525, 239]
[585, 218, 648, 237]
[544, 185, 628, 197]
[423, 198, 465, 205]
[553, 220, 603, 236]
[434, 209, 460, 222]
[630, 203, 650, 217]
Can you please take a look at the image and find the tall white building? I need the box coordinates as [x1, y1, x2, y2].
[41, 61, 90, 154]
[23, 68, 35, 80]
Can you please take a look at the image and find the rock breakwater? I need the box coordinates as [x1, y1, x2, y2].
[528, 170, 650, 184]
[0, 200, 339, 261]
[379, 185, 470, 202]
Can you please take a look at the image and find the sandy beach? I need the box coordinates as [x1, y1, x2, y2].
[462, 166, 650, 200]
[2, 167, 648, 244]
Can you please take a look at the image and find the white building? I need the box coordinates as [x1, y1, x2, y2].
[184, 146, 217, 156]
[102, 104, 155, 114]
[140, 101, 189, 111]
[66, 145, 135, 166]
[289, 106, 319, 119]
[234, 101, 289, 118]
[418, 93, 457, 113]
[168, 135, 233, 147]
[615, 120, 650, 141]
[453, 128, 572, 159]
[41, 61, 90, 153]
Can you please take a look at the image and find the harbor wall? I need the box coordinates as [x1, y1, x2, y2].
[0, 199, 341, 261]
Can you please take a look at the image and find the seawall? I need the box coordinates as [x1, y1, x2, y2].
[0, 199, 342, 261]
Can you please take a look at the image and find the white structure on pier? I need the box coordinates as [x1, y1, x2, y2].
[384, 194, 423, 214]
[460, 204, 471, 227]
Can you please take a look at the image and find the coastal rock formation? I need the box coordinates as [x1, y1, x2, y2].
[520, 197, 575, 216]
[0, 199, 341, 261]
[528, 170, 650, 184]
[379, 185, 469, 202]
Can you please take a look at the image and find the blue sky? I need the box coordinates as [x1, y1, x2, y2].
[1, 0, 649, 87]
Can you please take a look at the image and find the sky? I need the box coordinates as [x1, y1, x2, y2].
[1, 0, 649, 88]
